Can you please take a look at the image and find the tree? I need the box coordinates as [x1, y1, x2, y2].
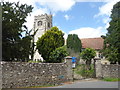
[66, 34, 82, 64]
[103, 1, 120, 64]
[2, 1, 33, 61]
[49, 46, 68, 63]
[80, 48, 96, 70]
[67, 34, 82, 52]
[36, 26, 64, 62]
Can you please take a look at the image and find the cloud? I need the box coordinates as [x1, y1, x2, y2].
[94, 0, 119, 30]
[24, 8, 48, 30]
[102, 17, 111, 29]
[63, 32, 68, 39]
[69, 27, 107, 39]
[95, 0, 119, 17]
[5, 0, 76, 30]
[94, 0, 119, 18]
[36, 0, 76, 12]
[5, 0, 76, 12]
[5, 0, 35, 6]
[64, 14, 70, 20]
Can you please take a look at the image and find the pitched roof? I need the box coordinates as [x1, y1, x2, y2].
[80, 37, 104, 50]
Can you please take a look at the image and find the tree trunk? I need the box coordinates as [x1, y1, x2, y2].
[86, 60, 91, 70]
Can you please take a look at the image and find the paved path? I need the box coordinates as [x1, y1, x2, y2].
[3, 79, 119, 90]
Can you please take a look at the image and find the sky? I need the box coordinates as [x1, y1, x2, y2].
[4, 0, 120, 39]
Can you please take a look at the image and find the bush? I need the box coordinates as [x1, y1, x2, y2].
[36, 26, 64, 62]
[80, 48, 96, 70]
[75, 64, 94, 78]
[49, 46, 68, 63]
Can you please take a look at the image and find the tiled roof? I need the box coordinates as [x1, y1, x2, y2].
[80, 37, 104, 50]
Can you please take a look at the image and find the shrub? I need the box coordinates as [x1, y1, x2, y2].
[36, 26, 64, 62]
[49, 46, 68, 63]
[75, 64, 94, 78]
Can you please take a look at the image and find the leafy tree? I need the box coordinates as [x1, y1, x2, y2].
[103, 1, 120, 64]
[66, 34, 82, 64]
[36, 26, 64, 62]
[2, 1, 33, 61]
[49, 46, 68, 63]
[20, 36, 32, 61]
[80, 48, 96, 70]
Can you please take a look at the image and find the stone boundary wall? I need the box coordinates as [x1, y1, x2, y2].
[102, 64, 120, 78]
[1, 62, 72, 89]
[96, 60, 120, 78]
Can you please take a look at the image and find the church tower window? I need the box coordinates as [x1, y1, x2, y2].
[38, 21, 42, 26]
[48, 22, 50, 28]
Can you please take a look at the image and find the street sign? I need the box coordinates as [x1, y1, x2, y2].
[72, 63, 76, 68]
[72, 57, 76, 63]
[72, 57, 76, 60]
[72, 59, 76, 63]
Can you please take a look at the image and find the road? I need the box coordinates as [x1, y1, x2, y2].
[50, 80, 119, 88]
[3, 79, 119, 90]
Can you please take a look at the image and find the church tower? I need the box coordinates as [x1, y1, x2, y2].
[33, 13, 52, 61]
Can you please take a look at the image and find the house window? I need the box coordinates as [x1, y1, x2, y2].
[99, 53, 103, 58]
[38, 21, 42, 26]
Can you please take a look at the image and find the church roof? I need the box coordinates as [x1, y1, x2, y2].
[80, 37, 104, 50]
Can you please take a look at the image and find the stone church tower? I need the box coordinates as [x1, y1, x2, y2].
[33, 13, 52, 61]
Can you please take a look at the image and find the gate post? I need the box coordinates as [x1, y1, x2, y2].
[65, 56, 73, 81]
[95, 58, 102, 78]
[0, 62, 2, 90]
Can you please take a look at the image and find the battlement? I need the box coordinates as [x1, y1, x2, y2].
[34, 13, 52, 21]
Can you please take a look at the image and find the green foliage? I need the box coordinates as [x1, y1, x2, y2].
[36, 26, 64, 62]
[80, 48, 96, 61]
[75, 64, 94, 78]
[103, 47, 119, 64]
[66, 34, 82, 64]
[20, 36, 32, 61]
[103, 1, 120, 64]
[49, 46, 68, 63]
[67, 34, 82, 52]
[102, 77, 120, 82]
[80, 48, 96, 70]
[2, 1, 33, 61]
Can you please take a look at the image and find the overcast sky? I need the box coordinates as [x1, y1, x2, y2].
[5, 0, 120, 38]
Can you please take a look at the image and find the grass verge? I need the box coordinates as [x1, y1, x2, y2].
[102, 77, 120, 82]
[18, 84, 58, 88]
